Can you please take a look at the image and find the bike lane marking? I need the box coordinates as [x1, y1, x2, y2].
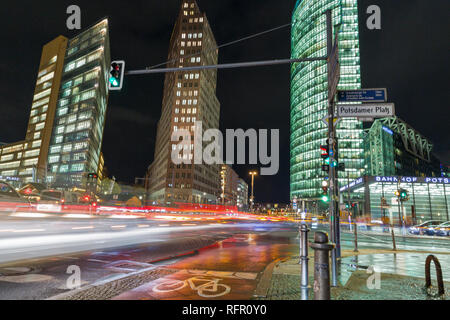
[112, 269, 259, 300]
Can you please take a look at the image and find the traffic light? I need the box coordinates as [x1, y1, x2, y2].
[321, 180, 329, 202]
[320, 145, 329, 159]
[87, 173, 98, 180]
[399, 189, 409, 201]
[109, 60, 125, 90]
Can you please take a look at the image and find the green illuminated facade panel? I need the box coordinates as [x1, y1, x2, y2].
[290, 0, 364, 201]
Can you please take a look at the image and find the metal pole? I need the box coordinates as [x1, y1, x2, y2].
[310, 232, 334, 300]
[251, 174, 255, 212]
[427, 183, 433, 220]
[397, 177, 402, 226]
[325, 9, 338, 287]
[443, 183, 449, 222]
[353, 214, 358, 252]
[126, 57, 328, 75]
[391, 223, 397, 251]
[300, 224, 310, 300]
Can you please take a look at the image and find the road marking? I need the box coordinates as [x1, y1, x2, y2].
[111, 225, 126, 229]
[63, 214, 92, 219]
[12, 229, 45, 233]
[182, 223, 197, 226]
[182, 269, 258, 280]
[71, 226, 95, 230]
[109, 215, 140, 219]
[152, 276, 231, 298]
[137, 224, 149, 228]
[10, 212, 50, 218]
[87, 259, 110, 263]
[159, 224, 170, 227]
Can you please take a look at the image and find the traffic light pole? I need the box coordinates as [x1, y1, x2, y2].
[325, 9, 340, 287]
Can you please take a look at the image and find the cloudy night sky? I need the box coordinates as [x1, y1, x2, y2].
[0, 0, 449, 203]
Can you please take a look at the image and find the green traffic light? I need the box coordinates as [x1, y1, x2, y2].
[324, 157, 330, 165]
[109, 77, 119, 87]
[321, 195, 329, 202]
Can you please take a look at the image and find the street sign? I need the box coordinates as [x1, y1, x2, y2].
[337, 103, 395, 118]
[337, 88, 387, 103]
[321, 115, 341, 127]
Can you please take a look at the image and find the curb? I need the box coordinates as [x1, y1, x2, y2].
[253, 258, 286, 298]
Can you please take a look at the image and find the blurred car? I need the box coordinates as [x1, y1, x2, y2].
[79, 193, 98, 205]
[18, 183, 46, 202]
[408, 220, 444, 235]
[434, 222, 450, 237]
[99, 193, 142, 207]
[0, 180, 30, 212]
[37, 190, 79, 212]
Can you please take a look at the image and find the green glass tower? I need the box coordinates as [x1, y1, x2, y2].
[290, 0, 364, 203]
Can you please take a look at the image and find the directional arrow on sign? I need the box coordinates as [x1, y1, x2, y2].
[322, 115, 341, 127]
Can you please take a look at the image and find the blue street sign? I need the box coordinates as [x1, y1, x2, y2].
[337, 88, 387, 103]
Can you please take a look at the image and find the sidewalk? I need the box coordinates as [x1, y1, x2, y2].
[255, 248, 450, 300]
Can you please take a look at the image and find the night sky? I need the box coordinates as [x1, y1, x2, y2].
[0, 1, 449, 203]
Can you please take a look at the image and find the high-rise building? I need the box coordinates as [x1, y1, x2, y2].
[0, 19, 111, 189]
[364, 117, 443, 178]
[290, 0, 364, 203]
[146, 0, 221, 204]
[0, 36, 68, 186]
[220, 165, 239, 206]
[237, 178, 249, 211]
[47, 19, 111, 188]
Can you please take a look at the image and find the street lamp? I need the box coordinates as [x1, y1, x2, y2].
[249, 171, 258, 212]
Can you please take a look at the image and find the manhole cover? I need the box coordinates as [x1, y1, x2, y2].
[0, 267, 37, 276]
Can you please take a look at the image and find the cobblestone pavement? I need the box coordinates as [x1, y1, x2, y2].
[55, 268, 179, 300]
[256, 249, 450, 300]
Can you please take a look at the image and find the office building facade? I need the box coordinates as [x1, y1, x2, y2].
[290, 0, 364, 203]
[146, 0, 221, 204]
[47, 19, 111, 188]
[237, 178, 249, 211]
[364, 117, 443, 178]
[0, 19, 110, 189]
[220, 165, 239, 206]
[341, 176, 450, 225]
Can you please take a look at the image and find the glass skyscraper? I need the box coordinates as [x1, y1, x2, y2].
[0, 19, 110, 189]
[47, 19, 111, 188]
[290, 0, 364, 203]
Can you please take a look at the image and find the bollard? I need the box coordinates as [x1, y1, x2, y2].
[353, 219, 358, 253]
[425, 255, 445, 297]
[299, 224, 310, 300]
[310, 232, 335, 300]
[390, 224, 397, 251]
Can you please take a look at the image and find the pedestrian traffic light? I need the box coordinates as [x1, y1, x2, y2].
[109, 60, 125, 90]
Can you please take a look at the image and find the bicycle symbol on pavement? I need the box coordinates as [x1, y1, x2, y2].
[152, 276, 231, 298]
